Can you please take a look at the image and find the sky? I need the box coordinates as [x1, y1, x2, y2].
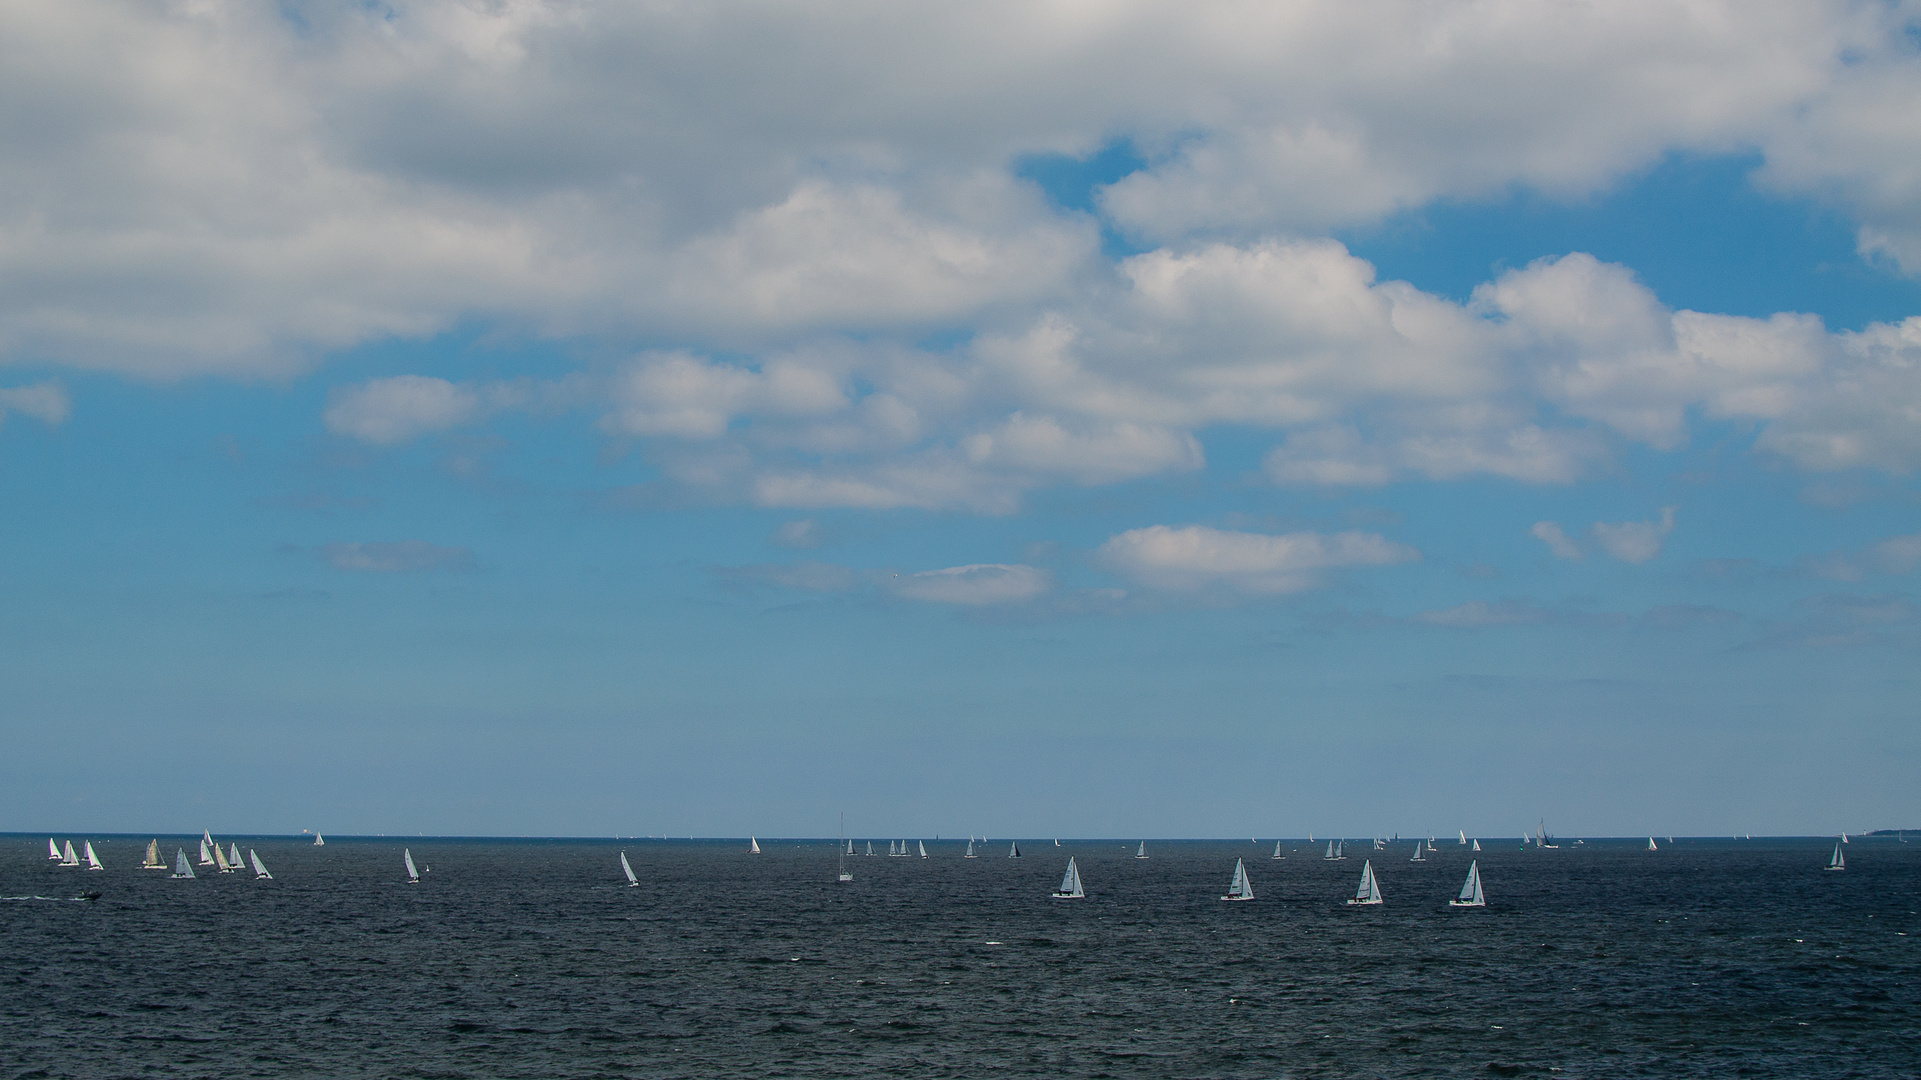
[3, 0, 1920, 841]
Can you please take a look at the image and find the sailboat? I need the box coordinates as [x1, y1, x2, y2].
[1536, 821, 1558, 849]
[229, 843, 244, 870]
[865, 841, 875, 856]
[1427, 837, 1438, 852]
[1052, 857, 1084, 898]
[214, 844, 233, 873]
[1842, 832, 1850, 844]
[1221, 858, 1254, 901]
[1009, 841, 1022, 858]
[314, 833, 325, 846]
[1827, 843, 1846, 871]
[918, 841, 928, 859]
[250, 850, 272, 879]
[60, 841, 79, 867]
[199, 835, 215, 866]
[171, 849, 195, 878]
[84, 842, 104, 871]
[1372, 838, 1385, 850]
[1136, 842, 1149, 859]
[404, 848, 420, 883]
[47, 838, 61, 860]
[143, 839, 165, 869]
[749, 837, 761, 854]
[1449, 860, 1485, 907]
[1054, 839, 1061, 847]
[1409, 842, 1425, 862]
[1459, 830, 1468, 845]
[1471, 839, 1481, 852]
[1271, 840, 1285, 860]
[620, 851, 638, 887]
[964, 839, 977, 858]
[1647, 837, 1658, 851]
[1345, 860, 1383, 905]
[838, 814, 853, 883]
[1323, 840, 1336, 860]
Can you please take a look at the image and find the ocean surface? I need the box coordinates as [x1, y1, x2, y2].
[2, 834, 1915, 1078]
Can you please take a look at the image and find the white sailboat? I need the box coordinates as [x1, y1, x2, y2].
[1459, 830, 1468, 845]
[1054, 839, 1061, 847]
[838, 814, 853, 883]
[1647, 837, 1658, 851]
[404, 848, 420, 883]
[213, 844, 233, 873]
[918, 841, 928, 858]
[199, 836, 215, 866]
[1271, 840, 1284, 860]
[1323, 840, 1336, 860]
[84, 842, 104, 871]
[1449, 860, 1485, 907]
[1136, 842, 1149, 859]
[1427, 837, 1438, 852]
[47, 838, 61, 860]
[620, 851, 638, 887]
[846, 839, 855, 856]
[60, 841, 79, 867]
[1052, 857, 1084, 898]
[1842, 832, 1850, 843]
[143, 839, 165, 869]
[964, 839, 977, 858]
[749, 837, 761, 854]
[865, 841, 875, 856]
[229, 843, 244, 870]
[1009, 840, 1022, 858]
[1827, 843, 1845, 871]
[1536, 821, 1558, 849]
[250, 850, 272, 879]
[314, 833, 325, 846]
[1346, 859, 1383, 905]
[172, 848, 195, 878]
[1471, 839, 1481, 852]
[1409, 842, 1425, 862]
[1221, 858, 1254, 901]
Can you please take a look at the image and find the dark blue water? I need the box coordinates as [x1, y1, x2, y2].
[3, 835, 1916, 1078]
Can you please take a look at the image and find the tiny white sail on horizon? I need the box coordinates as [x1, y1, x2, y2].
[919, 841, 928, 858]
[1459, 830, 1468, 844]
[1009, 840, 1021, 858]
[85, 842, 104, 871]
[1827, 843, 1846, 871]
[1052, 857, 1084, 898]
[251, 850, 271, 879]
[1449, 860, 1485, 907]
[229, 843, 244, 870]
[48, 838, 61, 860]
[1471, 839, 1481, 852]
[404, 848, 420, 883]
[1346, 859, 1383, 905]
[314, 833, 325, 846]
[837, 813, 853, 883]
[749, 837, 761, 854]
[1136, 841, 1149, 859]
[620, 851, 638, 886]
[1221, 858, 1254, 901]
[60, 841, 79, 867]
[1272, 840, 1284, 860]
[965, 838, 977, 857]
[201, 831, 216, 865]
[1410, 842, 1425, 862]
[172, 848, 195, 878]
[143, 839, 165, 869]
[1648, 837, 1658, 851]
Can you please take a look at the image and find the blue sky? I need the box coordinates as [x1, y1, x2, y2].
[3, 1, 1919, 840]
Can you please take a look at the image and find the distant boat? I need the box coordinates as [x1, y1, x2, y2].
[47, 838, 61, 860]
[620, 851, 638, 887]
[314, 834, 325, 846]
[1372, 838, 1384, 850]
[250, 850, 271, 879]
[838, 814, 853, 883]
[865, 842, 875, 856]
[171, 849, 195, 878]
[214, 844, 233, 873]
[1409, 842, 1425, 862]
[964, 839, 977, 858]
[1346, 859, 1383, 905]
[1827, 844, 1845, 872]
[749, 837, 760, 854]
[1271, 840, 1284, 860]
[1052, 857, 1084, 899]
[918, 841, 928, 859]
[1426, 837, 1438, 852]
[1009, 841, 1022, 858]
[1221, 858, 1254, 901]
[229, 843, 244, 870]
[1136, 842, 1149, 859]
[84, 842, 104, 871]
[1842, 832, 1850, 844]
[1536, 821, 1558, 849]
[404, 848, 420, 883]
[199, 838, 215, 866]
[1647, 837, 1658, 851]
[1449, 860, 1485, 907]
[1459, 830, 1468, 845]
[142, 840, 165, 869]
[60, 841, 79, 867]
[1324, 840, 1336, 860]
[1471, 839, 1481, 852]
[1054, 839, 1061, 847]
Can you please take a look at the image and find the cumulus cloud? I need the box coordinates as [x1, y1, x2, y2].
[319, 540, 473, 572]
[0, 382, 71, 427]
[324, 376, 484, 445]
[1591, 507, 1677, 564]
[1531, 521, 1584, 561]
[1097, 524, 1419, 594]
[888, 564, 1052, 605]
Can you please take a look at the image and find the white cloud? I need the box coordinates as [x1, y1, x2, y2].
[1531, 521, 1585, 561]
[324, 376, 483, 445]
[889, 563, 1051, 605]
[319, 540, 472, 572]
[0, 382, 71, 427]
[1591, 507, 1677, 564]
[1097, 524, 1418, 594]
[770, 519, 825, 549]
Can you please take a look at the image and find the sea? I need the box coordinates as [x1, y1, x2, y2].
[2, 834, 1915, 1078]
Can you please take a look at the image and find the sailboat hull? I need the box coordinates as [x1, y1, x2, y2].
[1220, 894, 1255, 902]
[1448, 899, 1485, 907]
[1344, 898, 1383, 905]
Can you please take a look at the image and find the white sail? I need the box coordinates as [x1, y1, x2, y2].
[84, 842, 103, 870]
[1272, 840, 1284, 859]
[230, 843, 244, 869]
[620, 851, 637, 886]
[1460, 830, 1468, 844]
[837, 813, 853, 883]
[404, 848, 420, 883]
[1471, 839, 1481, 851]
[1009, 840, 1021, 858]
[1137, 841, 1149, 859]
[1346, 859, 1383, 905]
[1842, 832, 1850, 843]
[199, 838, 215, 866]
[172, 848, 195, 878]
[1449, 860, 1485, 907]
[1221, 858, 1254, 901]
[250, 850, 272, 879]
[1647, 837, 1658, 851]
[1828, 843, 1845, 871]
[847, 839, 855, 855]
[314, 834, 324, 846]
[144, 839, 164, 868]
[749, 837, 760, 854]
[214, 844, 232, 872]
[965, 839, 976, 858]
[1052, 857, 1084, 898]
[1324, 840, 1336, 860]
[1410, 842, 1424, 862]
[61, 841, 79, 866]
[48, 838, 61, 860]
[918, 841, 928, 858]
[1335, 840, 1345, 860]
[865, 841, 874, 856]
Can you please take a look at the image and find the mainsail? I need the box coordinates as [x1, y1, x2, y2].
[918, 841, 928, 858]
[48, 838, 61, 860]
[1221, 858, 1254, 901]
[60, 841, 79, 867]
[172, 848, 195, 878]
[1449, 860, 1485, 907]
[620, 851, 638, 886]
[143, 839, 164, 869]
[965, 839, 977, 858]
[1410, 842, 1425, 862]
[1346, 859, 1383, 905]
[229, 843, 244, 870]
[84, 842, 104, 871]
[1009, 841, 1021, 858]
[1648, 837, 1658, 851]
[214, 844, 233, 873]
[1272, 840, 1284, 860]
[1828, 843, 1846, 871]
[1137, 841, 1149, 859]
[404, 848, 420, 883]
[314, 834, 325, 846]
[1052, 857, 1084, 898]
[250, 850, 272, 879]
[749, 837, 760, 854]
